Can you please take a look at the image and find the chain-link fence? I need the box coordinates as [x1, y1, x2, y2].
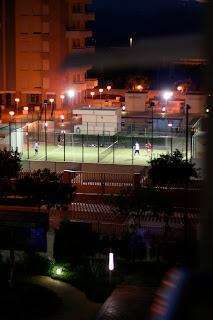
[0, 121, 192, 166]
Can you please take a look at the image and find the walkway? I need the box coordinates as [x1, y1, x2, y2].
[29, 276, 101, 320]
[96, 285, 153, 320]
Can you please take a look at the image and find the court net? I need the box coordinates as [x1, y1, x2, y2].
[99, 140, 118, 162]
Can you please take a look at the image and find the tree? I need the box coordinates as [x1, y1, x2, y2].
[16, 169, 76, 210]
[0, 149, 21, 178]
[148, 150, 198, 185]
[126, 75, 151, 91]
[109, 187, 174, 231]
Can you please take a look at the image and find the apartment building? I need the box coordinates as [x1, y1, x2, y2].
[0, 0, 95, 111]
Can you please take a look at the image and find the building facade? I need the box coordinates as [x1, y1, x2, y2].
[0, 0, 95, 112]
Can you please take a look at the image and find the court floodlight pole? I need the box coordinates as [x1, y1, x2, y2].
[112, 135, 115, 164]
[82, 134, 84, 163]
[27, 124, 29, 159]
[9, 122, 11, 150]
[98, 134, 100, 163]
[44, 100, 48, 161]
[63, 131, 66, 162]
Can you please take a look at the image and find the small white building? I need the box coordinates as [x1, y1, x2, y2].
[125, 92, 148, 113]
[73, 107, 121, 135]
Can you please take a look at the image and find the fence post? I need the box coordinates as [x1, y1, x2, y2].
[98, 134, 100, 163]
[82, 134, 84, 163]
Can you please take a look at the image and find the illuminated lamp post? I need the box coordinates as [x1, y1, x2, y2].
[60, 94, 65, 107]
[108, 251, 114, 285]
[168, 122, 173, 155]
[90, 91, 95, 100]
[8, 111, 15, 150]
[49, 98, 55, 118]
[15, 98, 20, 113]
[67, 89, 75, 107]
[162, 90, 173, 114]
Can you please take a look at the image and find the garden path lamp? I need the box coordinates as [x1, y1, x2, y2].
[108, 252, 114, 285]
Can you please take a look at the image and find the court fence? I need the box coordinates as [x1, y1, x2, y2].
[0, 121, 192, 166]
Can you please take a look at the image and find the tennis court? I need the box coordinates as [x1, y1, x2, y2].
[21, 140, 188, 166]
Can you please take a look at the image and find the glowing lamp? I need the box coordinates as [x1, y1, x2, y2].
[122, 105, 126, 111]
[107, 85, 112, 91]
[109, 252, 114, 271]
[177, 85, 183, 92]
[55, 267, 63, 276]
[23, 106, 28, 111]
[49, 98, 54, 103]
[168, 123, 173, 128]
[15, 98, 20, 103]
[162, 107, 166, 113]
[9, 111, 15, 116]
[163, 90, 173, 101]
[44, 122, 48, 127]
[60, 94, 65, 100]
[99, 88, 103, 93]
[67, 89, 75, 98]
[136, 85, 143, 91]
[60, 114, 65, 120]
[90, 91, 95, 97]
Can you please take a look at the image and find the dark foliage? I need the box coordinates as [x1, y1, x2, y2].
[0, 149, 22, 178]
[148, 150, 198, 185]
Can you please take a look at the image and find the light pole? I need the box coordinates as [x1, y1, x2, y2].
[150, 101, 155, 160]
[185, 104, 191, 162]
[60, 94, 65, 108]
[108, 251, 114, 285]
[99, 88, 103, 106]
[44, 100, 48, 161]
[90, 91, 95, 100]
[67, 89, 75, 107]
[168, 122, 173, 155]
[15, 98, 20, 114]
[8, 111, 15, 150]
[162, 90, 173, 113]
[49, 98, 55, 118]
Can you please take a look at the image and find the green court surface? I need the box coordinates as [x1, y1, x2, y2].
[21, 143, 186, 166]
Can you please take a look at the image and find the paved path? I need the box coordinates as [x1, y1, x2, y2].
[29, 276, 101, 320]
[96, 285, 153, 320]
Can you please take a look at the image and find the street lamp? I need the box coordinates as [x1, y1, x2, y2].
[162, 90, 173, 113]
[60, 94, 65, 107]
[168, 122, 173, 155]
[108, 251, 114, 285]
[177, 85, 183, 93]
[99, 88, 103, 100]
[185, 104, 191, 162]
[90, 91, 95, 99]
[67, 89, 75, 107]
[67, 89, 75, 98]
[15, 98, 20, 113]
[9, 111, 15, 117]
[107, 85, 112, 92]
[43, 100, 48, 161]
[49, 98, 55, 118]
[136, 85, 143, 91]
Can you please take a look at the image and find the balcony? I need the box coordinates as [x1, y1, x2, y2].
[66, 27, 92, 38]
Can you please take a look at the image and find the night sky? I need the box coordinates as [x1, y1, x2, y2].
[93, 0, 205, 47]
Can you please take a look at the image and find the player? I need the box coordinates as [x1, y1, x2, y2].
[146, 142, 152, 153]
[34, 141, 39, 155]
[134, 142, 140, 155]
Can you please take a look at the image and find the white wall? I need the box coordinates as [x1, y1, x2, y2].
[125, 92, 148, 112]
[185, 94, 206, 114]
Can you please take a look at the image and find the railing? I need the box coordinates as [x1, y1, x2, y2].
[63, 170, 135, 187]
